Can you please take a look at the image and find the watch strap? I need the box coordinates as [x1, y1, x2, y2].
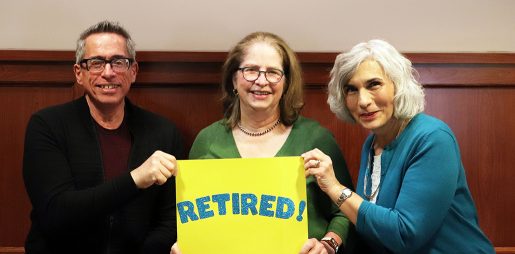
[336, 188, 352, 207]
[321, 236, 339, 253]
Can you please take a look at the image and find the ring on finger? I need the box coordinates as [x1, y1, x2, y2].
[314, 159, 320, 168]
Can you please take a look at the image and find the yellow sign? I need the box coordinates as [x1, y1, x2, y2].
[176, 157, 308, 254]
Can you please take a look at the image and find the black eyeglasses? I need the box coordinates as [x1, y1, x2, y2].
[238, 67, 284, 84]
[79, 57, 133, 73]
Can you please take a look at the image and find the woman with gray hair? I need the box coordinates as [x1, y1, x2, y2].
[301, 39, 494, 253]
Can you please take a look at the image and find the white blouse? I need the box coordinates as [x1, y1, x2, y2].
[370, 154, 382, 203]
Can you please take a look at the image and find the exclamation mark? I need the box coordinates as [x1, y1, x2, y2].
[296, 200, 306, 221]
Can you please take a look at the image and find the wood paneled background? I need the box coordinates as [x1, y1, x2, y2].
[0, 51, 514, 253]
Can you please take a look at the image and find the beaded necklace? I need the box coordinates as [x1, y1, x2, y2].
[363, 139, 380, 201]
[237, 119, 280, 137]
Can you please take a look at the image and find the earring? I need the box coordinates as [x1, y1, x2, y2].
[233, 88, 238, 95]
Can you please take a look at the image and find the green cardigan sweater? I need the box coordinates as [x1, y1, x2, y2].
[189, 116, 354, 244]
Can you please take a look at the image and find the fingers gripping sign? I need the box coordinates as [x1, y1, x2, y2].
[170, 242, 181, 254]
[130, 150, 178, 189]
[299, 238, 330, 254]
[301, 148, 338, 193]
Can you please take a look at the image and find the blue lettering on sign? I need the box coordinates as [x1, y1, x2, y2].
[177, 201, 198, 223]
[276, 196, 294, 219]
[232, 193, 240, 214]
[196, 196, 214, 219]
[176, 193, 306, 224]
[212, 193, 230, 215]
[241, 193, 258, 215]
[259, 195, 276, 217]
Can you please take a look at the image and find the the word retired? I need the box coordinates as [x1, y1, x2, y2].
[177, 192, 307, 224]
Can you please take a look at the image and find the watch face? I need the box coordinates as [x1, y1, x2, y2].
[336, 188, 352, 207]
[321, 237, 338, 252]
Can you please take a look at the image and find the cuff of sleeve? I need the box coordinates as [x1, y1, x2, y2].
[116, 172, 141, 197]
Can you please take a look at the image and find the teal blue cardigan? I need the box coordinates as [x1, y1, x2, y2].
[355, 113, 494, 253]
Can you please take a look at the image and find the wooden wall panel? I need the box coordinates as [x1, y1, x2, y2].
[0, 86, 78, 249]
[424, 87, 515, 246]
[0, 50, 514, 253]
[128, 85, 224, 150]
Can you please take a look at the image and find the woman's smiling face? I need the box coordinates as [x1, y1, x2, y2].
[344, 59, 396, 133]
[233, 42, 285, 117]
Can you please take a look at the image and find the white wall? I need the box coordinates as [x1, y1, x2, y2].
[1, 0, 514, 52]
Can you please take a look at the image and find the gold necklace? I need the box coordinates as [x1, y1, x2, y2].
[237, 119, 280, 137]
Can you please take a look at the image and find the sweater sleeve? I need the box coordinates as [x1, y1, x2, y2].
[313, 128, 354, 244]
[189, 121, 238, 159]
[22, 113, 140, 236]
[356, 129, 460, 253]
[189, 126, 210, 159]
[142, 124, 184, 253]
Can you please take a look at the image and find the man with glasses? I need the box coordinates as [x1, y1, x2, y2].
[23, 21, 183, 254]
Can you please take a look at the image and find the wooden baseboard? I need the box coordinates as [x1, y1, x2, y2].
[0, 246, 514, 253]
[496, 247, 515, 253]
[0, 247, 24, 254]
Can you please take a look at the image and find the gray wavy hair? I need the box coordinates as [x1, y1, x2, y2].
[75, 20, 136, 64]
[327, 39, 425, 123]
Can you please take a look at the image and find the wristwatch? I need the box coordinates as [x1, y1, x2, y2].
[321, 236, 339, 253]
[336, 188, 352, 207]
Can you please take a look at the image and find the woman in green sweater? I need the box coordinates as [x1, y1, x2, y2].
[172, 32, 354, 254]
